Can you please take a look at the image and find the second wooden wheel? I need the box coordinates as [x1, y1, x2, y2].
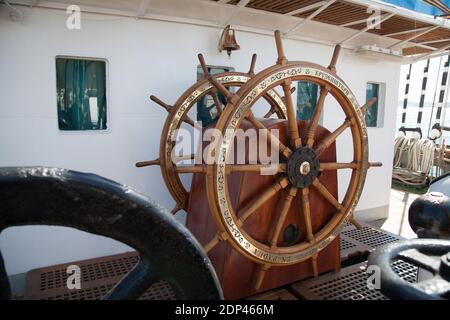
[136, 54, 288, 213]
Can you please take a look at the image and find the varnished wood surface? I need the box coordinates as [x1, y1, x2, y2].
[187, 119, 340, 299]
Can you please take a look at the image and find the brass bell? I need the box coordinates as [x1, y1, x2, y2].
[219, 25, 240, 57]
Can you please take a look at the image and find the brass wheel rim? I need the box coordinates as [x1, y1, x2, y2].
[206, 62, 368, 266]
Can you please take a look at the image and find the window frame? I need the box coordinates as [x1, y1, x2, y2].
[55, 55, 111, 134]
[365, 81, 386, 129]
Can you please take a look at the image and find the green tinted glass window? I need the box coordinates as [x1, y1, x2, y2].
[297, 81, 318, 120]
[365, 83, 379, 127]
[56, 58, 107, 131]
[196, 66, 233, 127]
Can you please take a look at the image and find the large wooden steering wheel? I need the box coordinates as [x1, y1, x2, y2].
[202, 31, 381, 288]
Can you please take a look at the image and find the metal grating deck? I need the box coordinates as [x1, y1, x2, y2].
[23, 221, 408, 300]
[24, 252, 176, 300]
[342, 226, 401, 249]
[339, 221, 402, 262]
[289, 260, 418, 300]
[246, 288, 298, 300]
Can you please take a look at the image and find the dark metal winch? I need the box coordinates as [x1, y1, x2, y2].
[408, 191, 450, 239]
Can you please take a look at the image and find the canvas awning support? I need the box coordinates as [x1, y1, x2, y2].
[416, 42, 450, 60]
[420, 38, 450, 45]
[339, 13, 395, 45]
[284, 0, 337, 36]
[221, 0, 250, 27]
[388, 26, 440, 49]
[136, 0, 151, 18]
[285, 1, 327, 16]
[383, 26, 435, 38]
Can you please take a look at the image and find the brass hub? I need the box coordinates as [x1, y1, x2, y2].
[299, 161, 311, 176]
[286, 147, 320, 188]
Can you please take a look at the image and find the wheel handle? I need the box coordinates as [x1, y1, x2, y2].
[0, 166, 223, 300]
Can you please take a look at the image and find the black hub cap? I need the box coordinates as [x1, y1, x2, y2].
[286, 147, 320, 188]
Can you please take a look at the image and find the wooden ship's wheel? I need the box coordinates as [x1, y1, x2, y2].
[199, 31, 382, 293]
[136, 54, 288, 213]
[138, 31, 381, 299]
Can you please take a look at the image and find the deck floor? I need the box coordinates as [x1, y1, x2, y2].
[11, 188, 422, 300]
[370, 188, 419, 239]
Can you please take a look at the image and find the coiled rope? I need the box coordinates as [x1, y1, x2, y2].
[393, 135, 436, 186]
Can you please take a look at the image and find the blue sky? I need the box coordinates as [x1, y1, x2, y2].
[383, 0, 449, 16]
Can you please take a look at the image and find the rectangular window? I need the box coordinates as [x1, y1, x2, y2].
[297, 81, 318, 120]
[365, 82, 384, 128]
[196, 65, 234, 127]
[56, 57, 107, 131]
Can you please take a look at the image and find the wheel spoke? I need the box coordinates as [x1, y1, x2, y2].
[150, 95, 173, 112]
[269, 187, 297, 247]
[209, 76, 234, 101]
[328, 44, 341, 73]
[369, 162, 383, 168]
[282, 80, 301, 148]
[306, 86, 330, 147]
[135, 158, 160, 168]
[173, 153, 197, 163]
[171, 203, 183, 214]
[361, 97, 377, 116]
[348, 215, 362, 229]
[300, 188, 319, 277]
[226, 164, 286, 174]
[319, 162, 357, 171]
[312, 178, 343, 211]
[151, 95, 195, 127]
[263, 107, 275, 118]
[197, 53, 209, 76]
[274, 30, 287, 65]
[197, 53, 225, 117]
[182, 115, 196, 127]
[281, 86, 296, 105]
[237, 177, 289, 225]
[319, 162, 380, 171]
[204, 232, 227, 253]
[248, 53, 257, 76]
[246, 112, 292, 158]
[314, 118, 352, 156]
[311, 254, 319, 277]
[176, 165, 206, 173]
[300, 187, 315, 242]
[254, 264, 270, 290]
[399, 249, 441, 273]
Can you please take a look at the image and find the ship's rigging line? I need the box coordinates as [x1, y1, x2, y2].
[430, 55, 450, 141]
[393, 56, 450, 186]
[426, 56, 443, 139]
[415, 59, 431, 135]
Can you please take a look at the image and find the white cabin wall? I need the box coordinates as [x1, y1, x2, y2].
[0, 7, 400, 275]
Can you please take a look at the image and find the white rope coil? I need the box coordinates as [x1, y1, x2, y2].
[392, 135, 436, 186]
